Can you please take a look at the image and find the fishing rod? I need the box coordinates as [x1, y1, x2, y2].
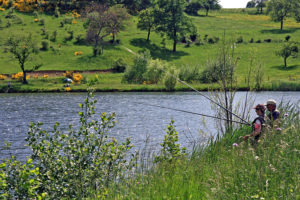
[135, 102, 250, 126]
[122, 46, 250, 126]
[160, 68, 251, 126]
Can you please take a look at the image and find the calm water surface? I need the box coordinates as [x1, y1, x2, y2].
[0, 91, 299, 160]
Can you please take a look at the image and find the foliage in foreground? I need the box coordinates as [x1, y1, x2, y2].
[0, 90, 134, 199]
[109, 102, 300, 199]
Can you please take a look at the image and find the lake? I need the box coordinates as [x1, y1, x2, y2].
[0, 91, 299, 160]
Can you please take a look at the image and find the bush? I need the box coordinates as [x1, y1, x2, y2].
[64, 30, 74, 42]
[180, 37, 187, 43]
[54, 6, 60, 18]
[33, 10, 39, 18]
[264, 39, 272, 43]
[0, 91, 134, 199]
[143, 59, 165, 84]
[164, 67, 177, 91]
[112, 58, 127, 73]
[12, 15, 23, 24]
[190, 34, 197, 42]
[63, 17, 73, 24]
[39, 18, 45, 26]
[50, 30, 57, 42]
[40, 40, 49, 51]
[236, 36, 243, 44]
[195, 40, 204, 46]
[74, 34, 85, 44]
[122, 50, 151, 84]
[208, 37, 215, 44]
[249, 38, 254, 43]
[256, 39, 261, 43]
[179, 65, 201, 83]
[285, 35, 291, 42]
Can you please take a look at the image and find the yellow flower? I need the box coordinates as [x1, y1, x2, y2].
[0, 74, 7, 80]
[65, 87, 71, 92]
[72, 20, 77, 24]
[34, 18, 39, 22]
[0, 7, 5, 11]
[43, 74, 48, 78]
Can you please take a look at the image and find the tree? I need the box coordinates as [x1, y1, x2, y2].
[6, 34, 41, 84]
[276, 42, 298, 68]
[137, 7, 156, 41]
[185, 1, 202, 15]
[200, 0, 221, 16]
[267, 0, 294, 30]
[246, 1, 256, 8]
[85, 3, 128, 56]
[255, 0, 267, 14]
[107, 5, 130, 44]
[155, 0, 196, 52]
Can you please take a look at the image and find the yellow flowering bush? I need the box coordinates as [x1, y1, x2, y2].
[65, 87, 71, 92]
[63, 71, 73, 79]
[0, 7, 5, 11]
[71, 10, 80, 18]
[0, 74, 7, 80]
[43, 74, 48, 78]
[72, 20, 77, 24]
[74, 51, 83, 56]
[0, 0, 10, 7]
[12, 0, 48, 12]
[34, 18, 39, 22]
[72, 73, 82, 84]
[11, 72, 30, 81]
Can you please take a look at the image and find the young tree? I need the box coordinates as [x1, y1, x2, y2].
[137, 7, 156, 41]
[276, 42, 298, 68]
[84, 4, 111, 56]
[255, 0, 266, 14]
[6, 34, 41, 84]
[267, 0, 294, 30]
[155, 0, 196, 52]
[107, 4, 130, 44]
[201, 0, 221, 16]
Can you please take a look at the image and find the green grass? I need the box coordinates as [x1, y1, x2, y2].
[0, 8, 299, 91]
[108, 103, 300, 199]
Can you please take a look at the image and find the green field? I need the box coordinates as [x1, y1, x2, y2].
[0, 8, 299, 91]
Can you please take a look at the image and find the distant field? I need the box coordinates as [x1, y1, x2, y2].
[0, 8, 299, 86]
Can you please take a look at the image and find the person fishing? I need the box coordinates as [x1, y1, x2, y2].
[265, 99, 280, 128]
[243, 104, 266, 143]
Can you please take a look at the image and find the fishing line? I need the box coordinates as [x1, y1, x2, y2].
[136, 102, 250, 125]
[160, 68, 251, 126]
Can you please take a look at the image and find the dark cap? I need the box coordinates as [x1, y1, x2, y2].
[253, 104, 265, 111]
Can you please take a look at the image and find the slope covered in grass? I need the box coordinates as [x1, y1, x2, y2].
[109, 103, 300, 199]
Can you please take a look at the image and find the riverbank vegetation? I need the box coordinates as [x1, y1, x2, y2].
[0, 1, 299, 92]
[0, 91, 299, 199]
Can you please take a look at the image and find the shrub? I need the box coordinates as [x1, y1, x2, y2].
[40, 40, 49, 51]
[190, 34, 197, 42]
[285, 35, 291, 42]
[63, 71, 74, 79]
[143, 59, 165, 84]
[179, 64, 201, 83]
[122, 50, 151, 84]
[204, 34, 208, 41]
[64, 30, 74, 42]
[164, 67, 177, 91]
[72, 73, 83, 84]
[0, 91, 134, 199]
[33, 10, 39, 18]
[63, 17, 73, 24]
[264, 39, 272, 43]
[236, 36, 243, 44]
[60, 21, 64, 27]
[39, 18, 45, 26]
[256, 39, 261, 43]
[180, 36, 187, 43]
[213, 36, 220, 43]
[50, 30, 57, 42]
[12, 15, 22, 24]
[74, 34, 85, 44]
[195, 40, 204, 46]
[249, 38, 254, 43]
[54, 6, 60, 18]
[208, 37, 215, 44]
[112, 58, 127, 73]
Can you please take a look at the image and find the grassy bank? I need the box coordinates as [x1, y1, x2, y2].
[0, 8, 299, 92]
[109, 103, 300, 199]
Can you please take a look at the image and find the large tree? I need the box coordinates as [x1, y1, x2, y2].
[6, 34, 41, 84]
[155, 0, 196, 52]
[200, 0, 221, 16]
[267, 0, 295, 30]
[137, 7, 156, 41]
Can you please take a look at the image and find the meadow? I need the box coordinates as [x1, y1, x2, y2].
[0, 8, 299, 91]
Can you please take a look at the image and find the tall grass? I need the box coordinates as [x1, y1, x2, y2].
[108, 102, 300, 199]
